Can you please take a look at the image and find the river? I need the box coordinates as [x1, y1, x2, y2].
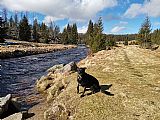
[0, 45, 88, 109]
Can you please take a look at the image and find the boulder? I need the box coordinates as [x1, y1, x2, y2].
[0, 94, 12, 117]
[44, 103, 68, 120]
[46, 80, 64, 102]
[2, 112, 22, 120]
[55, 61, 77, 74]
[47, 64, 64, 73]
[36, 76, 54, 93]
[0, 94, 22, 119]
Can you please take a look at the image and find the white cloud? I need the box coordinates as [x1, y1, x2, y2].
[43, 16, 63, 26]
[154, 22, 160, 26]
[111, 26, 126, 33]
[78, 25, 88, 33]
[0, 0, 117, 21]
[124, 0, 160, 18]
[119, 21, 128, 25]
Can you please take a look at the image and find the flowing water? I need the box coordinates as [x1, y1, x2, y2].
[0, 45, 88, 109]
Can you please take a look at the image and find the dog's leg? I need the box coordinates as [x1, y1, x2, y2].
[77, 84, 79, 94]
[80, 87, 86, 97]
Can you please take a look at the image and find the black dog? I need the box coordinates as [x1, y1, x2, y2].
[77, 68, 101, 97]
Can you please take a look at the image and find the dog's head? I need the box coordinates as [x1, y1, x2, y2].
[77, 67, 86, 76]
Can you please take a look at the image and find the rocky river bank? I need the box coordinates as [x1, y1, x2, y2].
[31, 45, 160, 120]
[0, 40, 76, 59]
[0, 45, 88, 119]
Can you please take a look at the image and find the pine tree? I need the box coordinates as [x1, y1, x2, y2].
[71, 23, 78, 44]
[0, 17, 8, 43]
[138, 16, 152, 47]
[54, 25, 60, 37]
[19, 16, 31, 41]
[8, 16, 14, 38]
[61, 28, 68, 44]
[67, 24, 72, 43]
[151, 29, 160, 45]
[90, 17, 105, 53]
[86, 20, 94, 46]
[39, 22, 49, 43]
[33, 19, 39, 42]
[2, 8, 7, 23]
[13, 12, 19, 39]
[97, 17, 103, 34]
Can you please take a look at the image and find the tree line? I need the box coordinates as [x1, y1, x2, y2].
[1, 9, 160, 52]
[3, 14, 61, 43]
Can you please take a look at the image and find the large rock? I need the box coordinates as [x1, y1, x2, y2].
[2, 112, 22, 120]
[0, 94, 12, 117]
[47, 64, 64, 73]
[46, 80, 64, 102]
[55, 61, 77, 74]
[36, 76, 54, 93]
[0, 94, 22, 119]
[44, 103, 68, 120]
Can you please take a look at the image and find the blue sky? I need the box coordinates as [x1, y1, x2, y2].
[0, 0, 160, 34]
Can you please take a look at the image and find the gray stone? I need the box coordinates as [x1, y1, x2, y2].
[63, 61, 77, 72]
[2, 112, 22, 120]
[47, 64, 64, 73]
[55, 61, 77, 74]
[0, 94, 12, 116]
[36, 76, 54, 92]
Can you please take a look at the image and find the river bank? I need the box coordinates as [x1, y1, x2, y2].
[31, 45, 160, 120]
[0, 45, 88, 116]
[0, 40, 76, 59]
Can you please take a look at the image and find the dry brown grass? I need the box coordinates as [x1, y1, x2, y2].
[51, 45, 160, 120]
[31, 45, 160, 120]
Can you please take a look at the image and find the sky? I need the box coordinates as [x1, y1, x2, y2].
[0, 0, 160, 34]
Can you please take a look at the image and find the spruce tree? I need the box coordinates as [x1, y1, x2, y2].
[39, 22, 49, 43]
[33, 19, 39, 42]
[71, 23, 78, 44]
[0, 17, 8, 43]
[67, 24, 72, 43]
[61, 28, 68, 44]
[91, 17, 106, 53]
[138, 16, 152, 47]
[86, 20, 94, 46]
[151, 29, 160, 45]
[14, 12, 19, 39]
[19, 16, 31, 41]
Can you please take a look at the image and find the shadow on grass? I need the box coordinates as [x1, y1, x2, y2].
[82, 84, 114, 97]
[100, 84, 114, 96]
[23, 113, 35, 119]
